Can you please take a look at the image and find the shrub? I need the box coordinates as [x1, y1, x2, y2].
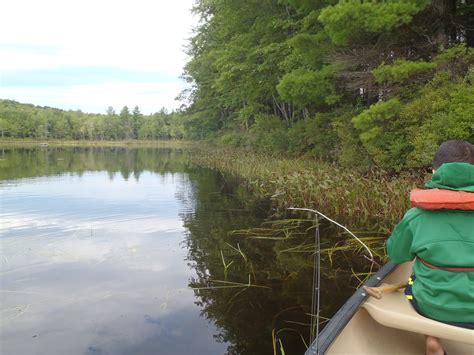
[219, 132, 249, 148]
[250, 114, 289, 155]
[406, 73, 474, 166]
[287, 113, 338, 159]
[352, 99, 410, 170]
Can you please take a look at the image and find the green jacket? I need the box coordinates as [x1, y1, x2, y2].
[387, 163, 474, 323]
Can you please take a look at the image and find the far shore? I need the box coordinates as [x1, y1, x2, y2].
[0, 138, 195, 148]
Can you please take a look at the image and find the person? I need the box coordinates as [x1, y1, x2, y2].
[386, 140, 474, 355]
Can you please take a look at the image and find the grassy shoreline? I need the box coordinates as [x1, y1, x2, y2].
[0, 138, 195, 148]
[2, 139, 428, 233]
[189, 145, 428, 233]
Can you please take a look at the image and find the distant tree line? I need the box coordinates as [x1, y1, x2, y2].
[182, 0, 474, 170]
[0, 100, 185, 141]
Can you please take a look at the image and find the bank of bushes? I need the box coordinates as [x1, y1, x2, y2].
[184, 0, 474, 172]
[214, 64, 473, 172]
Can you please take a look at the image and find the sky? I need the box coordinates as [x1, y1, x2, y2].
[0, 0, 198, 114]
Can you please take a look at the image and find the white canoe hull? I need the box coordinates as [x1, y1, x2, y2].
[306, 262, 474, 354]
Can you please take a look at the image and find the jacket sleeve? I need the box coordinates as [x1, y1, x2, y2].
[386, 209, 417, 264]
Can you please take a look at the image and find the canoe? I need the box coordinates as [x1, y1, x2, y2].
[305, 261, 474, 354]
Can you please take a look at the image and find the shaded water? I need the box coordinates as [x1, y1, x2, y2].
[0, 147, 364, 355]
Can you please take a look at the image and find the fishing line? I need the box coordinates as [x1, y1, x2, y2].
[288, 207, 376, 265]
[308, 213, 320, 349]
[288, 207, 377, 354]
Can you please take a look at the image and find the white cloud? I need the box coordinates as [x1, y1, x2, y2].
[0, 0, 197, 111]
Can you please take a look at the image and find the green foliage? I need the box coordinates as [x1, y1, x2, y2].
[191, 146, 425, 231]
[319, 0, 430, 45]
[6, 0, 473, 171]
[406, 73, 474, 166]
[353, 70, 474, 169]
[332, 109, 372, 170]
[235, 102, 264, 130]
[0, 100, 185, 141]
[277, 67, 339, 109]
[373, 60, 436, 84]
[283, 31, 330, 71]
[352, 99, 409, 169]
[286, 113, 337, 159]
[183, 0, 473, 170]
[250, 114, 289, 155]
[435, 44, 474, 65]
[182, 109, 222, 140]
[434, 44, 474, 78]
[279, 0, 334, 14]
[218, 132, 250, 148]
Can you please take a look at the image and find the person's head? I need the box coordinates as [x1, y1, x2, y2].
[432, 140, 474, 170]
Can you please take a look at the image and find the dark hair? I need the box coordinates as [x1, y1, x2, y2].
[433, 140, 474, 169]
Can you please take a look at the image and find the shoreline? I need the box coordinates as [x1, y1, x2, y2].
[188, 145, 428, 233]
[2, 139, 427, 233]
[0, 138, 194, 148]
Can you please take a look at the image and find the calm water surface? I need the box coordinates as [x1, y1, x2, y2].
[1, 148, 231, 354]
[0, 147, 360, 355]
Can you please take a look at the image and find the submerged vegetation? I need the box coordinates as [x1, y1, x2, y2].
[179, 166, 366, 354]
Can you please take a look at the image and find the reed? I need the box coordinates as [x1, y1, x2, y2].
[191, 146, 428, 233]
[220, 250, 234, 280]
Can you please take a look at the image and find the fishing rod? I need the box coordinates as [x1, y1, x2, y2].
[288, 207, 376, 264]
[288, 207, 377, 354]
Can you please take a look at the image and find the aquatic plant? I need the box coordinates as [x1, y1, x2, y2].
[190, 146, 427, 232]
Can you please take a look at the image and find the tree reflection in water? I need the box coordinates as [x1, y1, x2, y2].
[179, 170, 372, 354]
[0, 146, 376, 354]
[0, 146, 191, 182]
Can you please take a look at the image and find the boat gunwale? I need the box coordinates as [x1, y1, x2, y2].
[305, 261, 397, 355]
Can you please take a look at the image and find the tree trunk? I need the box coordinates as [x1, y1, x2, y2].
[272, 94, 289, 121]
[465, 0, 474, 47]
[303, 108, 309, 122]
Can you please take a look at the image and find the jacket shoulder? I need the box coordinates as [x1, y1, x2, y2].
[401, 207, 425, 224]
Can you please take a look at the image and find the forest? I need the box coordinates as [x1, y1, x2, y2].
[0, 100, 185, 141]
[182, 0, 473, 170]
[1, 0, 473, 171]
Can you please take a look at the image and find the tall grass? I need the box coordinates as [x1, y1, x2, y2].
[191, 146, 428, 233]
[190, 146, 427, 352]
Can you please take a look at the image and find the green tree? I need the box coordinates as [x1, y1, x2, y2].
[182, 0, 474, 170]
[132, 106, 143, 139]
[0, 118, 8, 138]
[119, 106, 132, 139]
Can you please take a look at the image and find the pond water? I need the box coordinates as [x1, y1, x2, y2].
[0, 147, 363, 355]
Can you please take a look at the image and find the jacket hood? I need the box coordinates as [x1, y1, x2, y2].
[425, 162, 474, 191]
